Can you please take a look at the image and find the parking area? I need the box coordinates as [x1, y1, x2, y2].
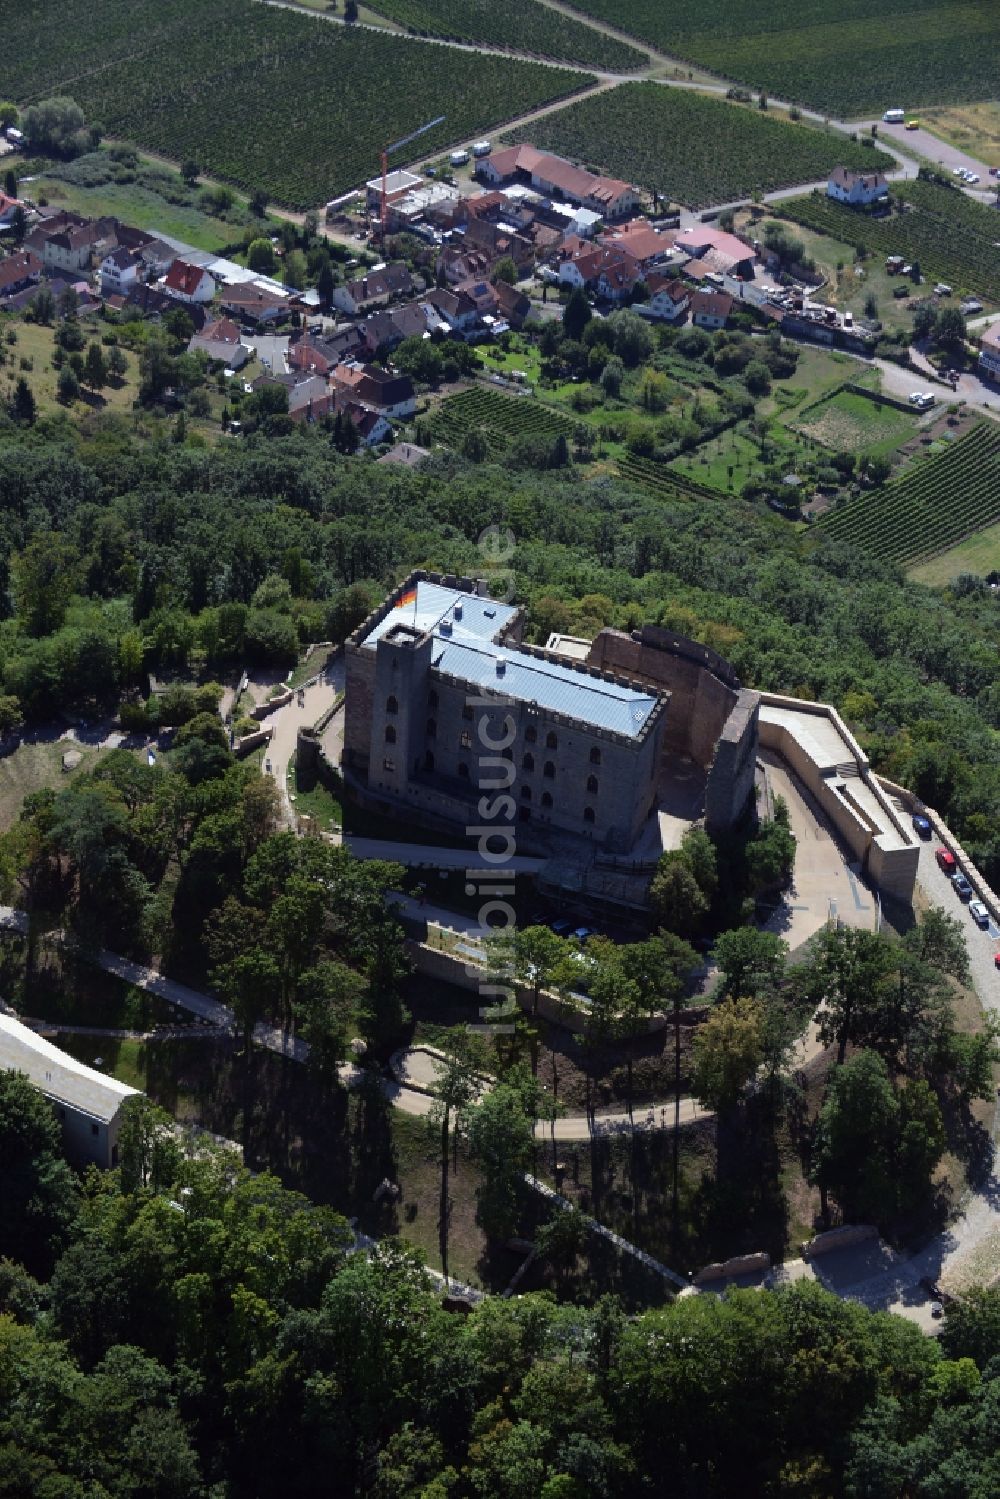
[915, 836, 1000, 1009]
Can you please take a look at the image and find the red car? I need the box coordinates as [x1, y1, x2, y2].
[936, 847, 957, 874]
[994, 951, 1000, 971]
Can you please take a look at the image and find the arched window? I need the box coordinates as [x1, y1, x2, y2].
[522, 752, 534, 772]
[521, 785, 531, 801]
[424, 750, 435, 772]
[590, 747, 601, 765]
[543, 761, 555, 780]
[587, 775, 598, 794]
[428, 689, 439, 709]
[546, 730, 558, 749]
[386, 695, 398, 715]
[461, 730, 472, 749]
[426, 718, 437, 740]
[584, 807, 595, 824]
[525, 725, 537, 744]
[384, 724, 396, 744]
[541, 791, 553, 809]
[458, 762, 470, 779]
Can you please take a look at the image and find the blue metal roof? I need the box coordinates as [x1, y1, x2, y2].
[432, 638, 657, 738]
[364, 581, 659, 737]
[363, 581, 518, 649]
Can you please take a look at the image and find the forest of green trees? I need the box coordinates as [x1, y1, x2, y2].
[3, 1067, 1000, 1497]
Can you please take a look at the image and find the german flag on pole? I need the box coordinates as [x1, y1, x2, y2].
[397, 586, 418, 610]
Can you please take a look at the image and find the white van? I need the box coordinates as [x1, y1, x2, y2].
[472, 141, 492, 158]
[450, 149, 470, 167]
[883, 109, 905, 124]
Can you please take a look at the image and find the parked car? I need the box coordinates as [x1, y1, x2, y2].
[994, 951, 1000, 971]
[970, 900, 990, 929]
[912, 814, 932, 839]
[952, 871, 973, 901]
[935, 847, 957, 874]
[905, 118, 920, 130]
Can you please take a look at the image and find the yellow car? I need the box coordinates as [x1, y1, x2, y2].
[905, 118, 920, 130]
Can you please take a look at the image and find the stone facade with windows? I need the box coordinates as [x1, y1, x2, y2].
[344, 574, 667, 854]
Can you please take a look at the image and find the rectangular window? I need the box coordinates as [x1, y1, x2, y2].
[383, 757, 395, 772]
[91, 1122, 99, 1136]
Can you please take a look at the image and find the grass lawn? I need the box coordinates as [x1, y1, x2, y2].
[0, 318, 142, 420]
[0, 738, 105, 831]
[794, 388, 918, 455]
[27, 173, 239, 255]
[287, 760, 342, 831]
[670, 428, 761, 492]
[908, 517, 1000, 585]
[920, 103, 1000, 170]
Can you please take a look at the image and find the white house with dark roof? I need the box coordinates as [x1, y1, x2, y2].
[978, 321, 1000, 382]
[0, 1012, 140, 1168]
[827, 166, 889, 206]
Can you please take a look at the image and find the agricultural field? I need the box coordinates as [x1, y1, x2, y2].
[0, 0, 592, 210]
[778, 182, 1000, 305]
[364, 0, 649, 71]
[615, 454, 718, 503]
[920, 102, 1000, 170]
[815, 421, 1000, 568]
[561, 0, 1000, 117]
[794, 388, 918, 456]
[515, 83, 893, 208]
[428, 385, 580, 455]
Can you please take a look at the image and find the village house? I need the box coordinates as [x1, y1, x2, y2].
[420, 286, 480, 336]
[0, 192, 26, 231]
[636, 272, 690, 322]
[0, 248, 42, 299]
[332, 361, 416, 418]
[39, 222, 98, 274]
[219, 280, 289, 326]
[436, 245, 493, 287]
[99, 245, 143, 297]
[163, 257, 215, 304]
[126, 282, 208, 329]
[136, 237, 176, 277]
[255, 371, 334, 423]
[332, 262, 413, 316]
[463, 215, 535, 275]
[673, 225, 758, 280]
[827, 166, 889, 206]
[342, 402, 393, 448]
[188, 316, 251, 369]
[599, 218, 674, 271]
[479, 144, 640, 221]
[978, 322, 1000, 382]
[691, 289, 734, 330]
[493, 278, 532, 330]
[559, 243, 640, 301]
[377, 441, 430, 469]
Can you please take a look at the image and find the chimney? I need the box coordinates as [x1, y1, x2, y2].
[496, 659, 506, 677]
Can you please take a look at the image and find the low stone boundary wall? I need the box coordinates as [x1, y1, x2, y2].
[694, 1251, 771, 1286]
[234, 727, 272, 757]
[804, 1223, 877, 1258]
[252, 688, 293, 720]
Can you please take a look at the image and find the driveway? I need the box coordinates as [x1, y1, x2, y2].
[914, 836, 1000, 1008]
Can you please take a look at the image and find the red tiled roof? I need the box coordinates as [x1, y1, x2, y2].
[0, 249, 42, 291]
[675, 226, 756, 266]
[165, 259, 209, 296]
[198, 317, 242, 344]
[691, 290, 734, 318]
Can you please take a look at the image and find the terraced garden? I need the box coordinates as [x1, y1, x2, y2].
[364, 0, 648, 70]
[0, 0, 591, 209]
[815, 422, 1000, 568]
[616, 455, 718, 503]
[778, 183, 1000, 305]
[428, 386, 581, 454]
[562, 0, 1000, 116]
[516, 83, 893, 208]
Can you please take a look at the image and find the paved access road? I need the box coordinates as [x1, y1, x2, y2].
[859, 119, 995, 196]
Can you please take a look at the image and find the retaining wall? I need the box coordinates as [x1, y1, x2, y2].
[804, 1224, 877, 1258]
[876, 775, 1000, 925]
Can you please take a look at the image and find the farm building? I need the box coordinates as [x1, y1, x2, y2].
[365, 169, 423, 209]
[478, 144, 641, 220]
[0, 1012, 140, 1168]
[978, 322, 1000, 382]
[827, 166, 889, 206]
[673, 225, 758, 279]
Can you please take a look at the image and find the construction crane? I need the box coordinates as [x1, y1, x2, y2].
[379, 115, 445, 249]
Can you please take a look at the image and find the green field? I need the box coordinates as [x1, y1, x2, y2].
[561, 0, 1000, 116]
[778, 181, 1000, 305]
[28, 172, 239, 254]
[908, 518, 1000, 586]
[515, 83, 893, 208]
[0, 0, 591, 209]
[794, 388, 917, 455]
[816, 421, 1000, 567]
[365, 0, 648, 70]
